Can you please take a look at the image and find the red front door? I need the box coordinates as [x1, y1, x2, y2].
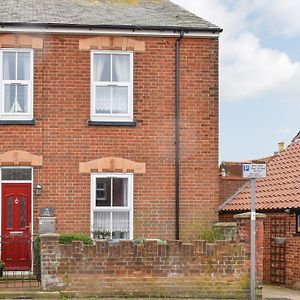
[1, 184, 32, 270]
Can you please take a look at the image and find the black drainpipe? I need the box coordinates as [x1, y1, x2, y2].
[175, 31, 184, 240]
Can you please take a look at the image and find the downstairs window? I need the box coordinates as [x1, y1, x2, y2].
[91, 173, 133, 240]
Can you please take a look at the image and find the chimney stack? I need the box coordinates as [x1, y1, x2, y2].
[278, 142, 285, 152]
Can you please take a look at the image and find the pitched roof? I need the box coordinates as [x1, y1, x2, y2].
[220, 139, 300, 212]
[0, 0, 221, 32]
[220, 156, 273, 178]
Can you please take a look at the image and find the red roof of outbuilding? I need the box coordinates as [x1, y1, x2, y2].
[221, 139, 300, 212]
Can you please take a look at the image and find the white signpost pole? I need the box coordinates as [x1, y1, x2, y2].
[250, 178, 256, 300]
[242, 163, 267, 300]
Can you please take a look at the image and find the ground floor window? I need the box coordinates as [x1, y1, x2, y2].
[91, 173, 133, 240]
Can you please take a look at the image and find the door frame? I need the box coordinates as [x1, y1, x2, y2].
[0, 166, 33, 270]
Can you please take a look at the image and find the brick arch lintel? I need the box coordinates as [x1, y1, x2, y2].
[0, 150, 43, 167]
[79, 36, 145, 52]
[79, 157, 145, 174]
[0, 34, 43, 49]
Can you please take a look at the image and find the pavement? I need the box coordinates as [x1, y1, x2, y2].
[0, 284, 299, 299]
[263, 285, 300, 300]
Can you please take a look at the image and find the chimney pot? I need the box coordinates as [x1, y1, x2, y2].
[278, 142, 285, 152]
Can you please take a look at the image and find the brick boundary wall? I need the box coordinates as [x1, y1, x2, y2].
[40, 235, 252, 299]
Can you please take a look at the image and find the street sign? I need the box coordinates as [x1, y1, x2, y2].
[242, 163, 267, 179]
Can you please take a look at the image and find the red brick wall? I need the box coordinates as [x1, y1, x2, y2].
[40, 234, 249, 298]
[219, 177, 248, 206]
[263, 212, 300, 289]
[0, 34, 219, 241]
[235, 214, 264, 286]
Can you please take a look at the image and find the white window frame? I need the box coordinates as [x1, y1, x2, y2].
[90, 173, 133, 240]
[0, 49, 34, 120]
[90, 51, 133, 122]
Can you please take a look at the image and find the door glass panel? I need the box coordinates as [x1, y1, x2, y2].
[20, 195, 26, 228]
[2, 168, 32, 181]
[7, 196, 13, 229]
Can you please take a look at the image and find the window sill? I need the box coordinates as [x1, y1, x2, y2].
[88, 120, 137, 127]
[293, 233, 300, 237]
[0, 119, 36, 125]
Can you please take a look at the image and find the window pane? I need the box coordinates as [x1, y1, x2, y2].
[112, 211, 129, 239]
[4, 84, 16, 113]
[17, 52, 30, 80]
[93, 211, 111, 234]
[112, 54, 130, 82]
[297, 215, 300, 233]
[17, 85, 28, 113]
[113, 178, 128, 207]
[4, 84, 28, 113]
[95, 86, 111, 114]
[112, 86, 128, 114]
[1, 168, 32, 181]
[94, 54, 111, 81]
[96, 178, 111, 207]
[3, 52, 16, 80]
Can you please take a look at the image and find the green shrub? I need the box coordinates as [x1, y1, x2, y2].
[197, 227, 225, 243]
[133, 238, 167, 245]
[59, 233, 93, 245]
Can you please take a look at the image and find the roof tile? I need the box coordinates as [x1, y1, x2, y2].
[221, 140, 300, 212]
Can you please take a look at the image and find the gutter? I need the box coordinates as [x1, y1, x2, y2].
[0, 22, 223, 33]
[0, 23, 221, 38]
[175, 31, 184, 240]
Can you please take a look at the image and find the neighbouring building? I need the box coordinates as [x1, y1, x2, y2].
[0, 0, 221, 271]
[220, 135, 300, 289]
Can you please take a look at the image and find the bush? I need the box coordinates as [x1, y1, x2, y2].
[133, 238, 167, 245]
[59, 233, 93, 245]
[197, 227, 225, 243]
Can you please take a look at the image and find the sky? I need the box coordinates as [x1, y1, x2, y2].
[171, 0, 300, 162]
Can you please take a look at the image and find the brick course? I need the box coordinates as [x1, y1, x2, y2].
[40, 234, 250, 298]
[0, 34, 219, 241]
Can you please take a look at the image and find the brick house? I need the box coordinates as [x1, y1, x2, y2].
[0, 0, 221, 271]
[219, 135, 300, 289]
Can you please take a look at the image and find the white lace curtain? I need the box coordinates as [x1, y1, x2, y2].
[93, 211, 129, 232]
[3, 52, 30, 113]
[94, 54, 129, 114]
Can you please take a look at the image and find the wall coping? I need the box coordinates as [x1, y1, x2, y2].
[234, 212, 266, 219]
[213, 222, 237, 227]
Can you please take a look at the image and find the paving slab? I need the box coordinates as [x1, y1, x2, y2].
[263, 285, 300, 300]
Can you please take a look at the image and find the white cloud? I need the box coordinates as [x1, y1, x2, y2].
[251, 0, 300, 37]
[221, 33, 298, 101]
[171, 0, 300, 102]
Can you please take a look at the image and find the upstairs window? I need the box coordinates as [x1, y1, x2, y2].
[91, 52, 133, 122]
[297, 214, 300, 234]
[0, 50, 33, 120]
